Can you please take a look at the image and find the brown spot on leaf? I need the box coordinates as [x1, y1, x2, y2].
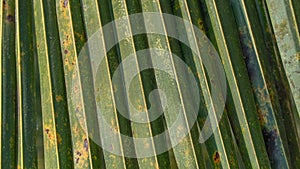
[84, 138, 88, 151]
[6, 14, 14, 22]
[74, 86, 79, 93]
[213, 151, 221, 164]
[56, 95, 63, 102]
[63, 0, 68, 8]
[45, 128, 50, 134]
[64, 50, 68, 54]
[76, 151, 82, 156]
[57, 133, 62, 144]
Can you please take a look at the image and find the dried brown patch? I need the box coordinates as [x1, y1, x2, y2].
[56, 95, 63, 102]
[213, 151, 221, 164]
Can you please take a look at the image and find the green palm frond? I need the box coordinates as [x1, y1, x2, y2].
[0, 0, 299, 168]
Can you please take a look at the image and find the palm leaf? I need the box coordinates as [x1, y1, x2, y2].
[0, 0, 299, 168]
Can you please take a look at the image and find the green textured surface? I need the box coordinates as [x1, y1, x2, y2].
[230, 0, 289, 168]
[34, 0, 60, 168]
[0, 0, 299, 168]
[202, 0, 271, 168]
[2, 0, 17, 168]
[266, 0, 300, 119]
[18, 0, 38, 168]
[55, 0, 93, 168]
[42, 0, 74, 168]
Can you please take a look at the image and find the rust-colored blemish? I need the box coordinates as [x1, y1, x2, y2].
[57, 133, 62, 144]
[74, 85, 79, 93]
[138, 105, 143, 111]
[197, 19, 206, 32]
[64, 49, 68, 54]
[258, 111, 266, 125]
[76, 151, 82, 156]
[75, 157, 79, 164]
[84, 138, 88, 151]
[3, 1, 7, 9]
[213, 151, 221, 164]
[75, 32, 84, 41]
[45, 128, 54, 140]
[63, 0, 68, 8]
[56, 95, 63, 102]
